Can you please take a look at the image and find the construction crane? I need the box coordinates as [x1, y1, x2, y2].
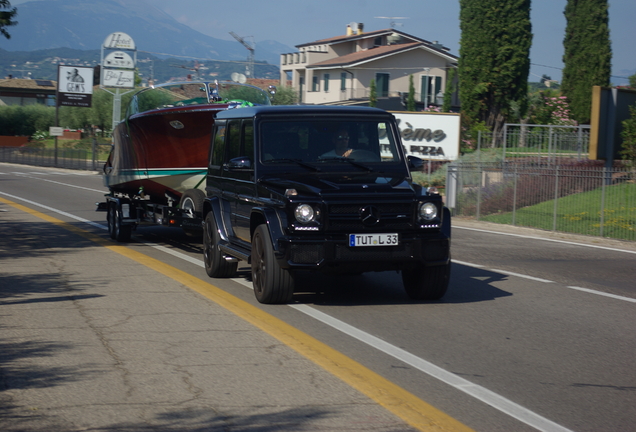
[229, 31, 255, 78]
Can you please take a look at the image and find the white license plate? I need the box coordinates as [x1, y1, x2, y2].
[349, 233, 399, 247]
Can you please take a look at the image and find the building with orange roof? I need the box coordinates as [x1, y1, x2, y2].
[279, 24, 458, 108]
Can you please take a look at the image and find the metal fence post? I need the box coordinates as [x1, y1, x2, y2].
[445, 163, 458, 213]
[600, 167, 606, 237]
[512, 164, 518, 226]
[553, 165, 559, 231]
[548, 126, 554, 163]
[477, 130, 482, 165]
[477, 166, 482, 220]
[503, 124, 508, 161]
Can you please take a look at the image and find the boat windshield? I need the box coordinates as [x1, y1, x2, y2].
[128, 81, 272, 116]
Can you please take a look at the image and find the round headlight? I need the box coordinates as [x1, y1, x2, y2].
[419, 202, 438, 221]
[295, 204, 315, 223]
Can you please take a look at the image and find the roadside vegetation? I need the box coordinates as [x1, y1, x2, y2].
[480, 182, 636, 240]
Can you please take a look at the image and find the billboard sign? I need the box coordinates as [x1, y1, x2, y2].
[104, 51, 135, 69]
[101, 33, 136, 89]
[390, 112, 461, 161]
[103, 32, 135, 50]
[57, 65, 93, 107]
[102, 69, 135, 88]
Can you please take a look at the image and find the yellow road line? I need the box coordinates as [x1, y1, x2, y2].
[1, 196, 474, 431]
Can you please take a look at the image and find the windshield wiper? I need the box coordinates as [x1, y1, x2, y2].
[267, 158, 321, 171]
[317, 157, 374, 172]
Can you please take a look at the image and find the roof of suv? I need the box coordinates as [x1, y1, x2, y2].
[215, 104, 392, 120]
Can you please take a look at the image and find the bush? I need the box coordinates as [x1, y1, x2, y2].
[0, 104, 56, 136]
[620, 104, 636, 164]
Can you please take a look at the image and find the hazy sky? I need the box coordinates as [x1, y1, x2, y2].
[8, 0, 635, 85]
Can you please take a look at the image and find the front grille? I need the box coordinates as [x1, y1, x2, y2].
[327, 202, 413, 231]
[290, 244, 323, 264]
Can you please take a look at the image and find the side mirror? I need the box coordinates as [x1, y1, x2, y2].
[226, 156, 252, 170]
[407, 155, 424, 171]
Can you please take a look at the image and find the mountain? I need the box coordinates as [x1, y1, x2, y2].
[0, 0, 292, 67]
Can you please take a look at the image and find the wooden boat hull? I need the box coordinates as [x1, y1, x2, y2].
[103, 81, 273, 206]
[105, 106, 221, 204]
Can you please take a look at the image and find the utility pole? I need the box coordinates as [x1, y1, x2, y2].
[229, 31, 255, 78]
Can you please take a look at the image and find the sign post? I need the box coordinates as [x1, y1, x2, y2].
[100, 32, 137, 132]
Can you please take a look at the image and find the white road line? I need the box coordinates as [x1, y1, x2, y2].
[0, 191, 106, 230]
[455, 225, 636, 255]
[5, 193, 634, 432]
[567, 286, 636, 303]
[290, 303, 574, 432]
[487, 268, 555, 284]
[453, 259, 485, 268]
[13, 172, 106, 193]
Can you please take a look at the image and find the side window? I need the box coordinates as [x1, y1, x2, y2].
[242, 120, 254, 159]
[210, 123, 226, 169]
[226, 120, 241, 162]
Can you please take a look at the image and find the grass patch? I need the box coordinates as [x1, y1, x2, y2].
[481, 182, 636, 240]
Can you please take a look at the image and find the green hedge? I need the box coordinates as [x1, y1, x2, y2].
[0, 104, 56, 136]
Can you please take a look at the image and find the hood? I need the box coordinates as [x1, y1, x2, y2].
[259, 172, 416, 198]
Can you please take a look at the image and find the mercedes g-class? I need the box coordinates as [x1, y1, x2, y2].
[202, 105, 451, 304]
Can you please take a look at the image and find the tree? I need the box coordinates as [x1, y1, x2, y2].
[271, 85, 297, 105]
[407, 75, 416, 111]
[442, 67, 457, 112]
[458, 0, 532, 141]
[0, 0, 17, 39]
[369, 79, 377, 107]
[561, 0, 611, 124]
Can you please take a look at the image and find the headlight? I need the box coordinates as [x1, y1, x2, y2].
[418, 202, 438, 221]
[294, 204, 316, 223]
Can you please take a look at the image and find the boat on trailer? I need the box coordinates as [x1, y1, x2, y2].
[99, 80, 275, 241]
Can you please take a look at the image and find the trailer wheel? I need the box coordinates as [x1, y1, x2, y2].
[107, 202, 132, 242]
[402, 261, 451, 301]
[203, 212, 237, 278]
[180, 189, 205, 237]
[251, 224, 294, 304]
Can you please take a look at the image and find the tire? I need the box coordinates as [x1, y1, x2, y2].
[180, 189, 206, 237]
[402, 261, 451, 301]
[251, 224, 294, 304]
[203, 212, 237, 278]
[107, 202, 132, 242]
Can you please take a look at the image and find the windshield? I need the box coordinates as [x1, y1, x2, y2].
[260, 119, 401, 165]
[128, 81, 271, 116]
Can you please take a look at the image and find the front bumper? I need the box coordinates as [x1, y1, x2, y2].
[278, 232, 450, 273]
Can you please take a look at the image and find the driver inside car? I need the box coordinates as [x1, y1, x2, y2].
[320, 129, 353, 158]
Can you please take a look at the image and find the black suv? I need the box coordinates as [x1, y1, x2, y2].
[202, 105, 451, 304]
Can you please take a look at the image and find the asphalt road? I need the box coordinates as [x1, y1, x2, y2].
[1, 163, 634, 432]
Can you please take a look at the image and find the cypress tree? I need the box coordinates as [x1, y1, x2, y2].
[561, 0, 611, 124]
[369, 79, 377, 107]
[458, 0, 532, 138]
[407, 75, 416, 111]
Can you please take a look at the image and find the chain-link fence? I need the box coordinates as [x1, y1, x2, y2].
[476, 124, 591, 163]
[446, 162, 636, 241]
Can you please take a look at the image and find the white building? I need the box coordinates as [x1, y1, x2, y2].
[280, 24, 458, 107]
